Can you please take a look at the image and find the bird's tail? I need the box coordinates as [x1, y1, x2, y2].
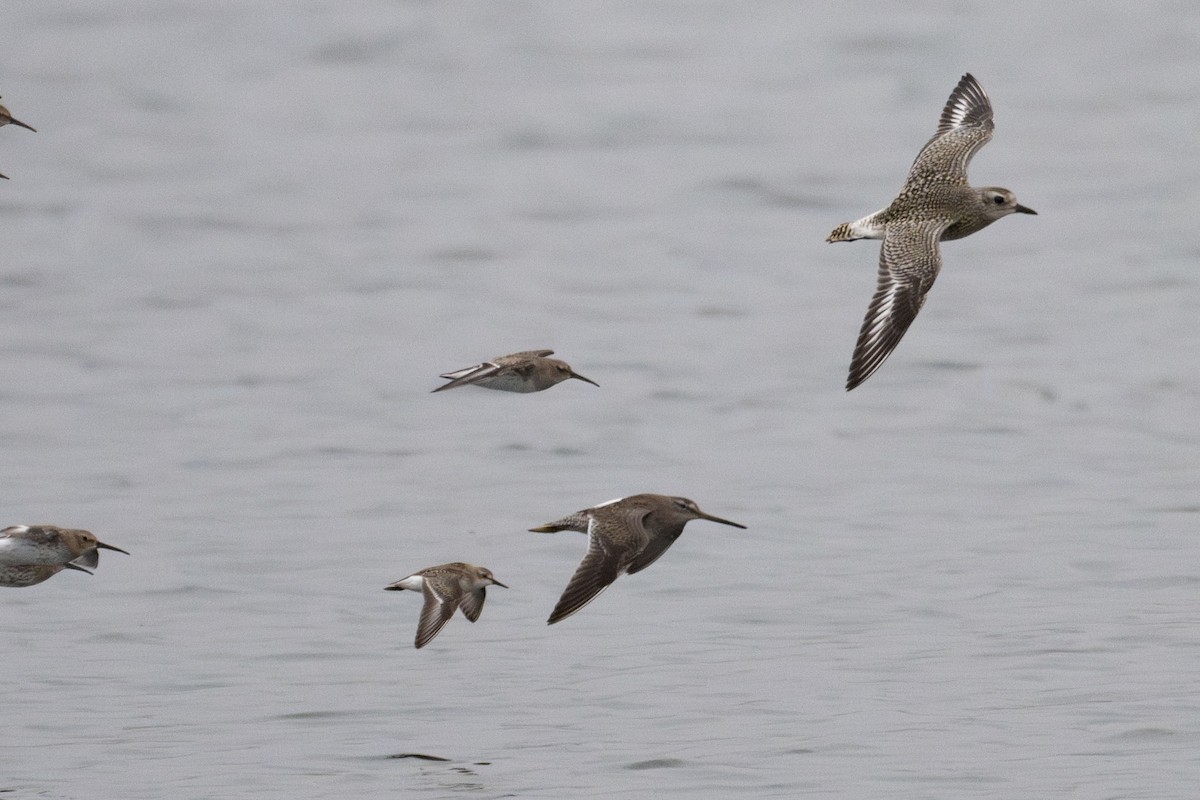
[826, 222, 857, 243]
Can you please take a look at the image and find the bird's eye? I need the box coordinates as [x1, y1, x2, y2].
[992, 195, 1005, 205]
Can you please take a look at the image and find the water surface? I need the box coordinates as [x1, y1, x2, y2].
[1, 2, 1198, 798]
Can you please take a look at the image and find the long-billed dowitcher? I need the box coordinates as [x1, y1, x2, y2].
[385, 562, 507, 648]
[531, 494, 746, 625]
[432, 350, 598, 393]
[828, 73, 1036, 390]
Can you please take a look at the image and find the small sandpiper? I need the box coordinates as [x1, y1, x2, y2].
[432, 350, 598, 393]
[530, 494, 746, 625]
[385, 562, 507, 649]
[828, 73, 1036, 390]
[0, 562, 93, 588]
[0, 524, 129, 568]
[0, 97, 36, 181]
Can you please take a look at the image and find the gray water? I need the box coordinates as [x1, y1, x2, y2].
[2, 1, 1198, 798]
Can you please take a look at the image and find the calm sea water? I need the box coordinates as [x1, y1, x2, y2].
[2, 2, 1198, 798]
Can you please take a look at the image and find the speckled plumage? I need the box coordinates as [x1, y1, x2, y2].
[432, 349, 598, 393]
[384, 562, 507, 649]
[829, 74, 1036, 391]
[530, 494, 746, 625]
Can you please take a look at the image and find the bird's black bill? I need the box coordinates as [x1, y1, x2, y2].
[1015, 204, 1037, 215]
[698, 512, 747, 529]
[97, 541, 130, 555]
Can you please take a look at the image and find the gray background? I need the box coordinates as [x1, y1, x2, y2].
[1, 1, 1197, 798]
